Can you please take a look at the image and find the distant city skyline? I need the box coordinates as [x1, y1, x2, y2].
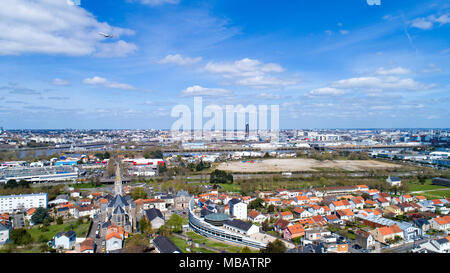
[0, 0, 449, 129]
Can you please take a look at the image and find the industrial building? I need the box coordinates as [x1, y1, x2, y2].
[0, 166, 78, 184]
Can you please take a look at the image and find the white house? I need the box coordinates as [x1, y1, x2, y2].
[144, 208, 165, 229]
[53, 230, 76, 250]
[386, 176, 401, 187]
[106, 233, 123, 252]
[248, 210, 267, 223]
[430, 216, 450, 231]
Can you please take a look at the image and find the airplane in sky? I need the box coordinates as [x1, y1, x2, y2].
[98, 32, 114, 38]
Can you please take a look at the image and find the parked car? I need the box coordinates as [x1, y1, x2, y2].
[352, 244, 362, 250]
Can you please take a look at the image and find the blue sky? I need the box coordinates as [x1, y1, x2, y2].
[0, 0, 449, 129]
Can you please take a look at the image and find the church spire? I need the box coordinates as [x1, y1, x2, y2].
[114, 163, 123, 196]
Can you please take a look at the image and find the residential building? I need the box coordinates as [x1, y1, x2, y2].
[355, 229, 375, 249]
[373, 224, 404, 243]
[229, 199, 247, 220]
[153, 235, 182, 253]
[53, 230, 76, 250]
[144, 208, 165, 229]
[0, 193, 48, 213]
[430, 216, 450, 231]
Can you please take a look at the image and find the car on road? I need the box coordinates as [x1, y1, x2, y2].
[352, 244, 362, 250]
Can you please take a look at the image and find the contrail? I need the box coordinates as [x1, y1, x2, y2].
[401, 12, 418, 52]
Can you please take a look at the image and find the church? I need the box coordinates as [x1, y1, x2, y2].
[100, 163, 136, 234]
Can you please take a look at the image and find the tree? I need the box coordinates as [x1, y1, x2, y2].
[249, 198, 264, 210]
[18, 179, 30, 188]
[167, 214, 184, 233]
[267, 204, 275, 213]
[261, 219, 272, 232]
[123, 234, 149, 253]
[56, 216, 64, 225]
[260, 239, 287, 253]
[143, 148, 163, 159]
[31, 207, 50, 225]
[5, 179, 18, 189]
[131, 187, 148, 200]
[139, 217, 153, 235]
[9, 228, 32, 245]
[239, 246, 252, 253]
[210, 169, 233, 184]
[158, 164, 167, 174]
[158, 224, 171, 236]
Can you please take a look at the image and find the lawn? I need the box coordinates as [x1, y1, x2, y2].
[185, 231, 243, 253]
[421, 189, 450, 199]
[168, 235, 190, 252]
[218, 183, 241, 193]
[28, 219, 91, 243]
[407, 179, 447, 192]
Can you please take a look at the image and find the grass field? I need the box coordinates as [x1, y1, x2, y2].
[421, 190, 450, 199]
[28, 219, 91, 243]
[185, 231, 245, 253]
[168, 235, 190, 252]
[407, 179, 447, 192]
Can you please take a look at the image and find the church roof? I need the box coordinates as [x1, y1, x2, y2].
[113, 205, 125, 214]
[108, 194, 129, 208]
[176, 190, 189, 197]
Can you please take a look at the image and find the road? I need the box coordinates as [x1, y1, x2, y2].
[87, 215, 104, 253]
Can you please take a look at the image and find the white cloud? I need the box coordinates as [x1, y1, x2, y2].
[332, 76, 430, 90]
[339, 30, 350, 35]
[127, 0, 180, 6]
[52, 78, 69, 86]
[83, 76, 136, 90]
[309, 87, 347, 96]
[204, 58, 296, 88]
[375, 66, 412, 75]
[181, 85, 231, 97]
[410, 13, 450, 30]
[0, 0, 136, 57]
[411, 18, 433, 30]
[95, 40, 138, 58]
[159, 54, 202, 65]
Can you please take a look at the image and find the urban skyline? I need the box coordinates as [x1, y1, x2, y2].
[0, 0, 449, 129]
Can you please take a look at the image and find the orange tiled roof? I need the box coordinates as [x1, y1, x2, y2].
[287, 223, 305, 235]
[280, 211, 293, 216]
[80, 238, 95, 252]
[248, 210, 260, 218]
[378, 224, 402, 236]
[27, 208, 36, 216]
[337, 209, 354, 216]
[106, 232, 123, 241]
[293, 207, 305, 214]
[433, 216, 450, 226]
